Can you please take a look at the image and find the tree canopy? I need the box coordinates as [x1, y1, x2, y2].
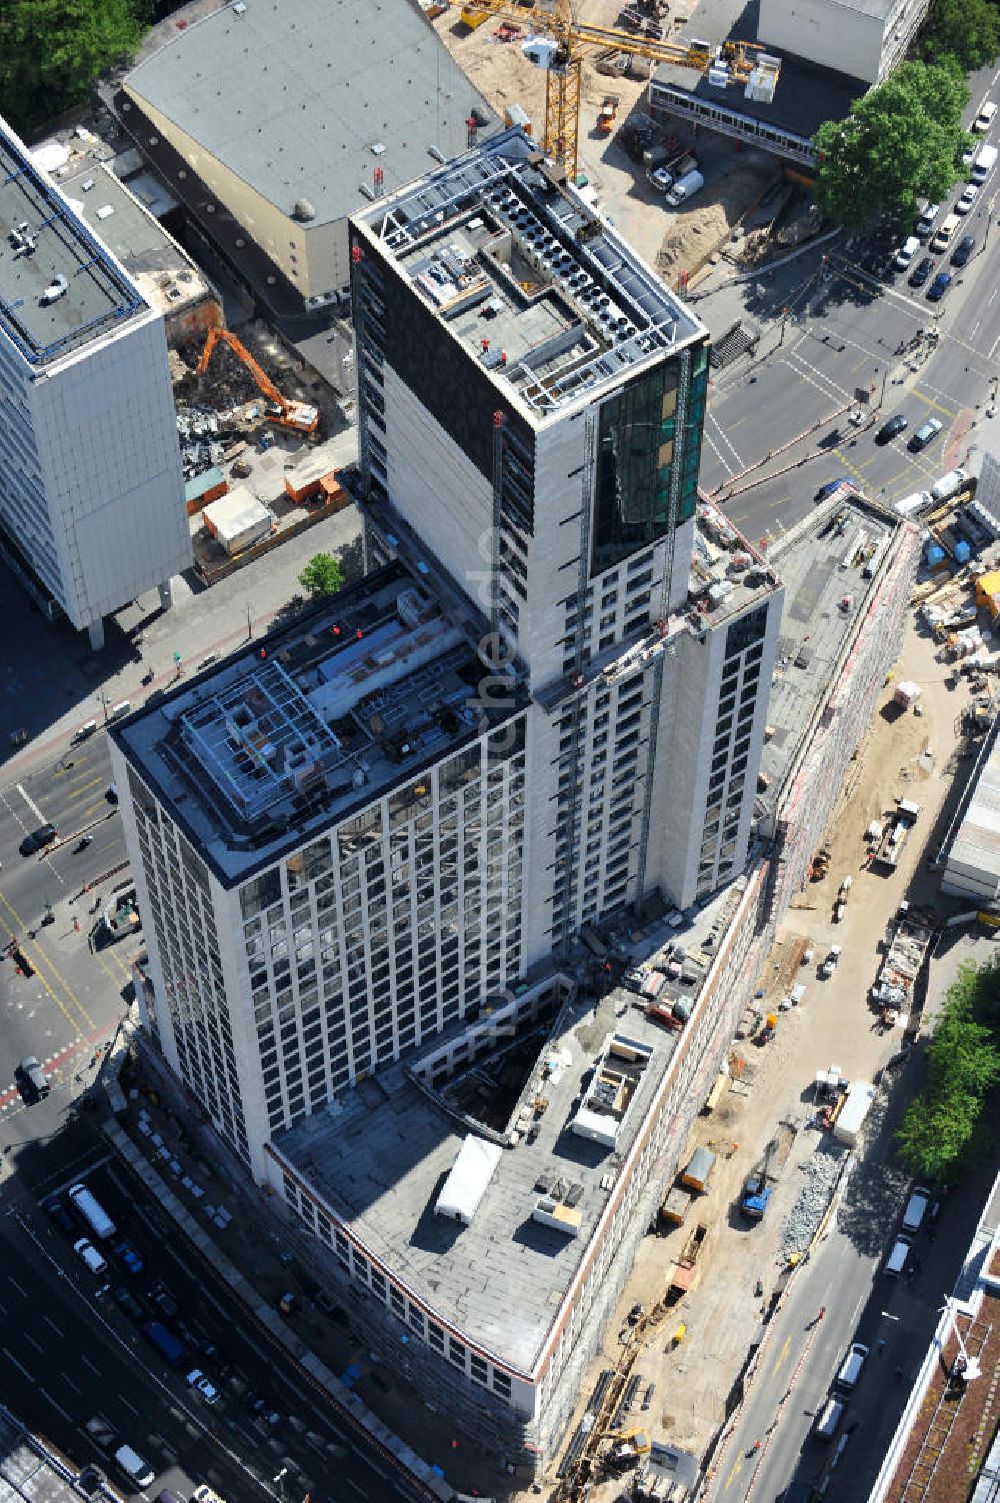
[813, 61, 970, 228]
[0, 0, 147, 137]
[298, 553, 345, 598]
[922, 0, 1000, 74]
[896, 957, 1000, 1184]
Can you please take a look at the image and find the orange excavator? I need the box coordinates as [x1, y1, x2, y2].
[195, 326, 319, 436]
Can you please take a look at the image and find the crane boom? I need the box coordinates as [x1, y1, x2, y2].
[453, 0, 779, 178]
[195, 326, 319, 435]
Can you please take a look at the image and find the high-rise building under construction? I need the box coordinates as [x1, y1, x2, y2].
[111, 128, 784, 1473]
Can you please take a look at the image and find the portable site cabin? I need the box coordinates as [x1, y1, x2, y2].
[680, 1147, 716, 1193]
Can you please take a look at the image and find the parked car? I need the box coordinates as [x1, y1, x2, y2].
[113, 1240, 143, 1276]
[43, 1197, 75, 1235]
[927, 271, 952, 301]
[149, 1282, 180, 1319]
[915, 202, 940, 237]
[908, 418, 943, 452]
[16, 1057, 50, 1104]
[820, 944, 842, 978]
[974, 100, 997, 133]
[74, 1237, 109, 1277]
[815, 476, 851, 501]
[649, 166, 673, 192]
[113, 1286, 146, 1322]
[908, 255, 933, 287]
[876, 414, 908, 444]
[952, 235, 976, 267]
[957, 184, 979, 214]
[186, 1369, 220, 1405]
[19, 822, 56, 856]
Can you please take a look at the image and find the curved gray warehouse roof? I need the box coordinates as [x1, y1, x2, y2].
[123, 0, 499, 230]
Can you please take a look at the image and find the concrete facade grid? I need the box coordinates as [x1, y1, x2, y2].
[0, 116, 190, 633]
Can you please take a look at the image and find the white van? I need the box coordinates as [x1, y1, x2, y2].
[115, 1446, 156, 1490]
[893, 490, 931, 517]
[894, 236, 920, 270]
[836, 1342, 869, 1391]
[931, 467, 968, 502]
[68, 1183, 116, 1241]
[788, 982, 807, 1006]
[902, 1185, 931, 1232]
[814, 1395, 846, 1440]
[972, 143, 998, 183]
[666, 169, 704, 207]
[885, 1233, 912, 1277]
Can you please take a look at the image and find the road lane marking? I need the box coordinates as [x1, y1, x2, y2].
[701, 429, 736, 480]
[21, 1332, 44, 1354]
[119, 1396, 140, 1417]
[911, 387, 959, 420]
[705, 410, 743, 470]
[770, 1333, 792, 1376]
[37, 1388, 72, 1422]
[81, 1355, 102, 1376]
[42, 1316, 64, 1336]
[6, 1276, 27, 1298]
[0, 892, 96, 1034]
[61, 1372, 83, 1395]
[344, 1483, 369, 1499]
[2, 1348, 35, 1382]
[16, 784, 45, 823]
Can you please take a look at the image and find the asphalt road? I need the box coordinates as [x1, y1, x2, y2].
[0, 1137, 427, 1503]
[704, 1061, 990, 1503]
[698, 58, 1000, 548]
[0, 731, 131, 1095]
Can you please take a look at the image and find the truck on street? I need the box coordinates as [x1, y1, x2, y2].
[740, 1121, 797, 1219]
[143, 1320, 186, 1366]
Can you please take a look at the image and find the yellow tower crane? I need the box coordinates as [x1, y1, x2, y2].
[455, 0, 779, 180]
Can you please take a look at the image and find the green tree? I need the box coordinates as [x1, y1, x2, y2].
[0, 0, 148, 136]
[896, 959, 1000, 1184]
[298, 553, 344, 598]
[922, 0, 1000, 73]
[814, 61, 969, 228]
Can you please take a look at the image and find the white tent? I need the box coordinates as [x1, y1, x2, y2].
[435, 1135, 503, 1226]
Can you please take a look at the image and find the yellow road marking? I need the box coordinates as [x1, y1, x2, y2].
[723, 1452, 745, 1490]
[66, 775, 105, 800]
[0, 891, 97, 1032]
[912, 387, 958, 420]
[771, 1334, 792, 1377]
[0, 893, 88, 1041]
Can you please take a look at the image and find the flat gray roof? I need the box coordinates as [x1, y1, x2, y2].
[112, 561, 528, 889]
[0, 119, 146, 366]
[355, 127, 707, 418]
[758, 490, 899, 814]
[651, 0, 863, 145]
[123, 0, 500, 229]
[61, 163, 211, 318]
[945, 720, 1000, 888]
[277, 883, 745, 1371]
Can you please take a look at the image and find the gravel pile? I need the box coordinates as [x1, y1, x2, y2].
[779, 1144, 847, 1261]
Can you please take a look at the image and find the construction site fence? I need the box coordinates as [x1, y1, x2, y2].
[194, 490, 352, 588]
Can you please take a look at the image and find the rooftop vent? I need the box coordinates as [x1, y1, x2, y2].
[40, 275, 68, 306]
[293, 199, 316, 222]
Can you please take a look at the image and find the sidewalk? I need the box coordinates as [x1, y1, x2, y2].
[103, 1040, 499, 1501]
[0, 502, 361, 782]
